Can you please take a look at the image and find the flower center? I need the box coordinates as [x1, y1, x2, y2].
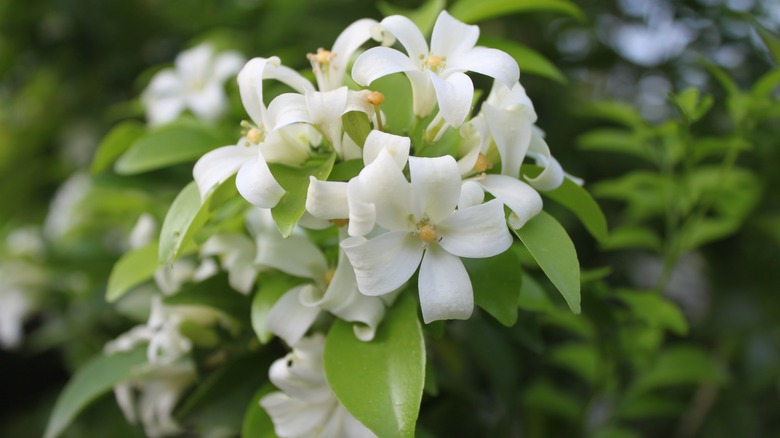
[474, 153, 490, 172]
[240, 121, 264, 145]
[308, 48, 335, 66]
[418, 224, 438, 243]
[366, 91, 385, 106]
[425, 53, 445, 71]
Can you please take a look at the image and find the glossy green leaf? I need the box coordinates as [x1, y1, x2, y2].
[324, 293, 425, 438]
[114, 119, 230, 174]
[630, 347, 727, 395]
[524, 165, 608, 243]
[464, 248, 522, 326]
[615, 290, 688, 335]
[242, 384, 279, 438]
[342, 111, 371, 147]
[370, 74, 414, 135]
[328, 159, 364, 182]
[251, 275, 297, 344]
[480, 37, 566, 84]
[450, 0, 584, 23]
[90, 121, 146, 175]
[44, 348, 147, 438]
[158, 182, 204, 264]
[269, 154, 336, 237]
[378, 0, 445, 35]
[513, 211, 581, 314]
[105, 241, 159, 302]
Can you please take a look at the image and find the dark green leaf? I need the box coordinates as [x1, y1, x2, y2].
[630, 347, 727, 395]
[342, 111, 372, 147]
[106, 241, 160, 302]
[480, 37, 566, 83]
[324, 293, 425, 438]
[328, 159, 364, 182]
[513, 212, 581, 314]
[744, 14, 780, 64]
[577, 128, 653, 162]
[549, 343, 599, 383]
[616, 290, 688, 335]
[91, 121, 146, 175]
[158, 182, 205, 264]
[464, 248, 522, 326]
[163, 275, 252, 322]
[44, 348, 147, 438]
[269, 154, 336, 237]
[450, 0, 584, 23]
[602, 226, 661, 251]
[521, 379, 581, 420]
[580, 101, 646, 128]
[242, 384, 279, 438]
[518, 272, 557, 314]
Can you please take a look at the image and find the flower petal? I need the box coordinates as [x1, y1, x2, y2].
[429, 71, 474, 127]
[175, 44, 213, 82]
[212, 51, 245, 82]
[459, 181, 485, 209]
[255, 234, 328, 280]
[431, 11, 479, 59]
[355, 150, 413, 231]
[306, 177, 349, 220]
[341, 232, 423, 296]
[437, 198, 512, 258]
[346, 179, 377, 237]
[235, 155, 286, 208]
[265, 287, 322, 346]
[187, 83, 227, 122]
[479, 174, 542, 229]
[362, 130, 410, 168]
[260, 392, 333, 437]
[305, 87, 348, 126]
[237, 57, 272, 126]
[193, 143, 257, 201]
[266, 93, 311, 131]
[445, 47, 520, 86]
[418, 244, 473, 323]
[525, 131, 564, 191]
[325, 18, 379, 91]
[409, 155, 461, 223]
[352, 46, 418, 86]
[379, 15, 429, 62]
[407, 70, 437, 118]
[483, 101, 532, 179]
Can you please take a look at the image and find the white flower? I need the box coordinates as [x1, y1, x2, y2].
[261, 335, 376, 438]
[340, 151, 512, 323]
[352, 11, 519, 128]
[307, 18, 380, 92]
[0, 288, 34, 349]
[142, 43, 245, 125]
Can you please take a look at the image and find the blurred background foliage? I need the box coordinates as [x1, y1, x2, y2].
[1, 0, 779, 436]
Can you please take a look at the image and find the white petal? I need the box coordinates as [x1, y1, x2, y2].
[187, 83, 227, 122]
[305, 87, 348, 126]
[480, 174, 542, 228]
[525, 132, 564, 191]
[144, 70, 181, 100]
[459, 181, 485, 209]
[255, 234, 328, 280]
[362, 130, 410, 167]
[341, 232, 423, 296]
[355, 150, 413, 231]
[431, 11, 479, 58]
[409, 155, 461, 223]
[429, 71, 474, 127]
[260, 392, 333, 437]
[407, 70, 437, 118]
[352, 46, 418, 86]
[446, 47, 520, 86]
[456, 118, 488, 175]
[340, 132, 364, 161]
[237, 57, 271, 126]
[265, 287, 321, 346]
[326, 18, 379, 91]
[175, 44, 212, 82]
[212, 51, 245, 82]
[437, 198, 512, 258]
[193, 143, 257, 201]
[266, 93, 311, 131]
[379, 15, 429, 62]
[484, 101, 532, 178]
[235, 156, 286, 208]
[418, 244, 473, 323]
[306, 177, 349, 220]
[346, 179, 377, 237]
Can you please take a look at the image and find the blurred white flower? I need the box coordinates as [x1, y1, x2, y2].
[142, 43, 245, 125]
[261, 335, 376, 438]
[0, 288, 34, 349]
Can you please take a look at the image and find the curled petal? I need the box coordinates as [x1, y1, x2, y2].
[193, 143, 257, 202]
[429, 71, 474, 128]
[479, 175, 542, 228]
[437, 198, 512, 258]
[431, 11, 479, 59]
[341, 232, 423, 296]
[346, 179, 377, 237]
[407, 70, 437, 118]
[352, 46, 418, 86]
[418, 244, 473, 323]
[324, 18, 379, 91]
[265, 287, 321, 347]
[238, 57, 274, 126]
[362, 130, 410, 167]
[379, 15, 429, 62]
[409, 155, 461, 223]
[459, 181, 485, 209]
[260, 392, 333, 437]
[525, 132, 564, 191]
[306, 177, 349, 220]
[235, 156, 285, 208]
[266, 93, 311, 131]
[445, 47, 520, 87]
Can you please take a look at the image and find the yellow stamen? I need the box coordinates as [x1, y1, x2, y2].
[475, 153, 490, 172]
[426, 54, 444, 70]
[246, 128, 263, 144]
[419, 224, 437, 243]
[367, 91, 385, 106]
[308, 48, 335, 65]
[331, 218, 349, 228]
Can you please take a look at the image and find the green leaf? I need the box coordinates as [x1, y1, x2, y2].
[251, 275, 297, 344]
[163, 275, 252, 322]
[463, 247, 522, 326]
[178, 320, 220, 348]
[158, 182, 205, 264]
[549, 343, 599, 384]
[616, 290, 688, 335]
[581, 101, 646, 128]
[106, 241, 160, 303]
[44, 348, 147, 438]
[513, 211, 581, 314]
[521, 379, 581, 420]
[324, 293, 425, 438]
[378, 0, 445, 35]
[524, 165, 608, 242]
[269, 154, 336, 237]
[370, 74, 414, 135]
[630, 347, 727, 396]
[90, 121, 146, 175]
[577, 128, 653, 162]
[242, 384, 279, 438]
[669, 87, 714, 124]
[744, 14, 780, 64]
[341, 111, 372, 147]
[480, 37, 566, 84]
[752, 68, 780, 97]
[602, 226, 661, 251]
[328, 159, 364, 182]
[450, 0, 584, 23]
[518, 273, 557, 314]
[114, 118, 231, 174]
